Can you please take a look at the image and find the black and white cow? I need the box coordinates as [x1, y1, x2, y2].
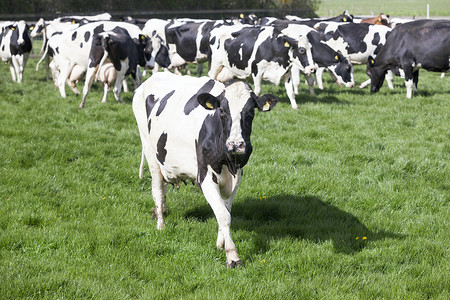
[283, 10, 354, 26]
[0, 20, 32, 83]
[273, 22, 354, 95]
[78, 26, 170, 109]
[208, 25, 315, 109]
[315, 22, 393, 89]
[44, 21, 169, 107]
[367, 19, 450, 98]
[133, 72, 277, 268]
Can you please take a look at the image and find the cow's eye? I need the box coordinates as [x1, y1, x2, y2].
[298, 47, 306, 55]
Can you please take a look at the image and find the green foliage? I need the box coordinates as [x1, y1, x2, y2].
[0, 53, 449, 298]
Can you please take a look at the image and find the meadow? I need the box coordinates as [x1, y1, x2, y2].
[316, 0, 450, 17]
[0, 44, 449, 298]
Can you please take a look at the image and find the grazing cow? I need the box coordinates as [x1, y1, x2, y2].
[208, 25, 315, 109]
[367, 19, 450, 98]
[315, 22, 393, 89]
[133, 72, 277, 268]
[283, 11, 354, 27]
[360, 13, 390, 26]
[273, 22, 354, 95]
[0, 20, 32, 83]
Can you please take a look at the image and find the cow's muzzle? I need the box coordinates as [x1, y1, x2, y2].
[226, 140, 246, 154]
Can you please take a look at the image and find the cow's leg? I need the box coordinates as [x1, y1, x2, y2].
[291, 65, 301, 95]
[402, 65, 415, 99]
[101, 83, 109, 103]
[359, 78, 371, 89]
[79, 66, 97, 109]
[58, 61, 75, 99]
[147, 156, 167, 230]
[45, 54, 50, 81]
[386, 70, 394, 90]
[122, 79, 129, 93]
[412, 70, 419, 92]
[197, 63, 204, 77]
[201, 173, 242, 268]
[283, 74, 298, 110]
[305, 74, 316, 96]
[113, 69, 127, 103]
[139, 149, 145, 179]
[315, 67, 325, 90]
[252, 74, 263, 96]
[9, 63, 17, 82]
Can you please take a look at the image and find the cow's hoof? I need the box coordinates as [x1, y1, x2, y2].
[226, 259, 243, 269]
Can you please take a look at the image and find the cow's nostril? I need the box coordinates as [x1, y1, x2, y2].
[227, 141, 246, 153]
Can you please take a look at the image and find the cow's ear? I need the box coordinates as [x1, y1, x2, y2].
[197, 93, 220, 110]
[281, 36, 295, 49]
[368, 56, 376, 67]
[255, 94, 278, 112]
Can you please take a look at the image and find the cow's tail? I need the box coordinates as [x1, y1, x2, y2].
[36, 39, 49, 71]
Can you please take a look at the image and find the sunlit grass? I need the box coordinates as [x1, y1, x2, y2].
[0, 53, 449, 299]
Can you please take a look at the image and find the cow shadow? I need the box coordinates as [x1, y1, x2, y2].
[184, 194, 400, 257]
[277, 93, 351, 106]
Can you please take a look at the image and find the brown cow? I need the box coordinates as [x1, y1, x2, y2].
[361, 13, 390, 26]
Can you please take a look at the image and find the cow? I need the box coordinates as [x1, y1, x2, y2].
[366, 19, 450, 98]
[208, 25, 315, 109]
[273, 22, 354, 95]
[360, 13, 390, 26]
[315, 22, 393, 89]
[78, 26, 170, 109]
[0, 20, 32, 83]
[41, 21, 170, 107]
[132, 72, 277, 268]
[283, 10, 354, 27]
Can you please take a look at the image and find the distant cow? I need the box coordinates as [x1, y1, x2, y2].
[208, 25, 315, 109]
[367, 19, 450, 98]
[0, 20, 32, 83]
[273, 22, 354, 95]
[133, 72, 277, 268]
[361, 13, 390, 26]
[315, 22, 393, 89]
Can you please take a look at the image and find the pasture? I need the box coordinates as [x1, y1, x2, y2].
[1, 39, 449, 299]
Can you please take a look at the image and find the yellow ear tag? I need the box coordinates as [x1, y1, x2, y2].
[370, 59, 375, 64]
[284, 42, 290, 48]
[72, 20, 75, 24]
[206, 102, 214, 109]
[240, 14, 244, 18]
[343, 17, 347, 22]
[262, 102, 271, 111]
[378, 17, 382, 22]
[335, 55, 339, 60]
[30, 26, 34, 30]
[11, 27, 15, 31]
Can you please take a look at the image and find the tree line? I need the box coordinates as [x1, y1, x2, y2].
[0, 0, 320, 20]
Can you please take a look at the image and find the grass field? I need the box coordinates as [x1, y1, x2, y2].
[316, 0, 450, 17]
[1, 47, 449, 299]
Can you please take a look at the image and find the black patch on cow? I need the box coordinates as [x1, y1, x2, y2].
[184, 79, 216, 115]
[84, 31, 90, 43]
[156, 133, 168, 165]
[156, 90, 175, 116]
[251, 32, 291, 76]
[165, 22, 202, 62]
[212, 173, 218, 184]
[210, 36, 216, 46]
[372, 32, 380, 46]
[335, 23, 370, 55]
[146, 94, 157, 132]
[71, 31, 77, 41]
[224, 27, 264, 70]
[55, 46, 59, 54]
[80, 42, 83, 48]
[1, 45, 4, 51]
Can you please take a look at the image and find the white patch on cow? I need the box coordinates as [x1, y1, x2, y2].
[405, 79, 413, 98]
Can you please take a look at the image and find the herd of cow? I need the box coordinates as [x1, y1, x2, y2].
[1, 11, 449, 268]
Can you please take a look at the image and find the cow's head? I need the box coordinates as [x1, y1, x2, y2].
[366, 55, 386, 93]
[282, 35, 316, 76]
[29, 18, 45, 38]
[139, 34, 171, 69]
[7, 21, 32, 55]
[328, 51, 355, 88]
[197, 81, 277, 168]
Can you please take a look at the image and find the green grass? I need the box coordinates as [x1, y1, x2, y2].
[0, 53, 449, 299]
[317, 0, 450, 17]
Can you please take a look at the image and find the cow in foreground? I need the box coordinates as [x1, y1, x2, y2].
[133, 72, 277, 268]
[0, 20, 32, 83]
[367, 19, 450, 98]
